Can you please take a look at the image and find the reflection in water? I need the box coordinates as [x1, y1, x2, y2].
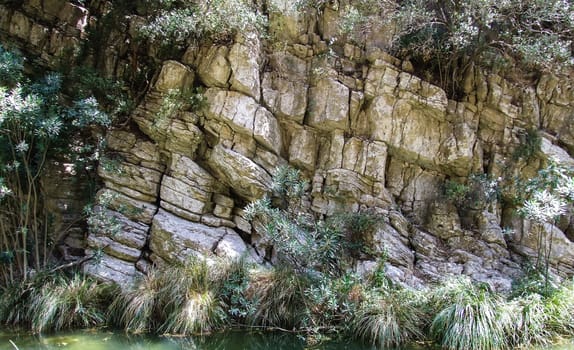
[0, 330, 571, 350]
[0, 330, 372, 350]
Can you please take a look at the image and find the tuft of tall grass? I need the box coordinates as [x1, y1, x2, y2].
[161, 290, 226, 335]
[247, 267, 310, 328]
[428, 277, 506, 350]
[350, 289, 425, 348]
[0, 272, 115, 333]
[110, 257, 228, 335]
[159, 258, 226, 335]
[0, 279, 35, 327]
[542, 280, 574, 337]
[28, 274, 115, 333]
[109, 268, 163, 333]
[499, 294, 551, 348]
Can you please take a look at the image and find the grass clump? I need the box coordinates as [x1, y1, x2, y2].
[428, 277, 506, 350]
[110, 257, 230, 335]
[350, 289, 425, 348]
[247, 267, 310, 329]
[0, 272, 115, 333]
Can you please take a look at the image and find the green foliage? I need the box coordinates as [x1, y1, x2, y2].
[444, 180, 470, 206]
[510, 265, 558, 299]
[0, 45, 23, 86]
[218, 258, 255, 322]
[338, 0, 574, 94]
[154, 87, 207, 130]
[517, 159, 574, 290]
[330, 211, 382, 258]
[246, 166, 386, 276]
[513, 128, 541, 161]
[64, 66, 132, 119]
[444, 174, 500, 209]
[0, 45, 112, 283]
[246, 167, 356, 276]
[139, 0, 267, 45]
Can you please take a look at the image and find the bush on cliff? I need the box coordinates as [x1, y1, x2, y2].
[0, 45, 112, 284]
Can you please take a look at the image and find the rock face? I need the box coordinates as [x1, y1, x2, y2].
[4, 0, 574, 290]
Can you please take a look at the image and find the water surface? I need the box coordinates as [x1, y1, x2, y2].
[0, 330, 572, 350]
[0, 330, 424, 350]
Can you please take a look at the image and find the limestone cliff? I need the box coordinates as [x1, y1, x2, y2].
[2, 0, 574, 291]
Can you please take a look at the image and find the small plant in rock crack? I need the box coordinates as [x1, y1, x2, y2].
[84, 191, 123, 238]
[444, 174, 500, 210]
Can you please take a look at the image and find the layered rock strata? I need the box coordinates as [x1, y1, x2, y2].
[2, 0, 574, 290]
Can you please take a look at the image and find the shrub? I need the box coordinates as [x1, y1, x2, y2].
[245, 167, 347, 276]
[500, 294, 552, 347]
[444, 174, 500, 209]
[337, 0, 574, 95]
[513, 128, 541, 162]
[217, 258, 255, 322]
[0, 45, 113, 283]
[139, 0, 267, 45]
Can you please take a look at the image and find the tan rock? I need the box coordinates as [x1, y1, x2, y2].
[307, 77, 349, 131]
[207, 145, 272, 201]
[154, 60, 194, 92]
[253, 107, 282, 154]
[98, 161, 162, 199]
[229, 34, 261, 100]
[196, 45, 231, 88]
[289, 128, 317, 171]
[83, 253, 139, 285]
[160, 176, 211, 216]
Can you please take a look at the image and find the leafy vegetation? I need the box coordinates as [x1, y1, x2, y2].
[336, 0, 573, 95]
[138, 0, 267, 45]
[444, 174, 500, 210]
[0, 45, 113, 284]
[515, 159, 574, 292]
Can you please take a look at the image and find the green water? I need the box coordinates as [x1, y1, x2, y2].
[0, 330, 425, 350]
[1, 330, 572, 350]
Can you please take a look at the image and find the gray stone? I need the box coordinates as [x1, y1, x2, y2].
[149, 209, 227, 264]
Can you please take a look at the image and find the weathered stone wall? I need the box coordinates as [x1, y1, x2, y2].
[3, 0, 574, 290]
